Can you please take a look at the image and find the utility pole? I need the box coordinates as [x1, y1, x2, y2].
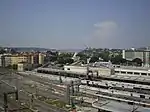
[3, 93, 8, 112]
[59, 75, 62, 84]
[66, 84, 70, 104]
[70, 80, 75, 110]
[29, 94, 34, 109]
[131, 103, 139, 112]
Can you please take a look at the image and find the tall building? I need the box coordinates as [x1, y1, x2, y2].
[31, 54, 39, 64]
[39, 53, 44, 65]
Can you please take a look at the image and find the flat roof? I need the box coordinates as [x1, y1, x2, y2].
[93, 99, 150, 112]
[101, 74, 150, 83]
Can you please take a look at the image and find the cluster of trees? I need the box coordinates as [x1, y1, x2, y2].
[76, 52, 89, 64]
[76, 51, 127, 65]
[46, 51, 74, 65]
[132, 58, 142, 66]
[57, 53, 74, 64]
[6, 64, 18, 70]
[45, 49, 143, 66]
[0, 49, 6, 54]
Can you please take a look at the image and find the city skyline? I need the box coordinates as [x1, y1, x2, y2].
[0, 0, 150, 49]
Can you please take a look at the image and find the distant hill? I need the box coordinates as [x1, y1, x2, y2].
[7, 47, 82, 53]
[58, 49, 83, 53]
[9, 47, 52, 52]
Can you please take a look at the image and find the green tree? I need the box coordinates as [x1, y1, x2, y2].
[10, 48, 17, 54]
[111, 55, 127, 64]
[12, 64, 18, 70]
[132, 58, 142, 66]
[89, 56, 99, 63]
[76, 52, 89, 64]
[0, 49, 6, 54]
[99, 52, 110, 61]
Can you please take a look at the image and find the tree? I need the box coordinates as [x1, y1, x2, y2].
[89, 56, 99, 63]
[111, 55, 127, 65]
[99, 52, 110, 62]
[0, 48, 6, 54]
[65, 58, 74, 64]
[10, 48, 17, 54]
[12, 64, 18, 70]
[76, 52, 89, 64]
[132, 58, 142, 66]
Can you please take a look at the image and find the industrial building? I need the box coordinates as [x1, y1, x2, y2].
[64, 65, 114, 76]
[122, 49, 150, 67]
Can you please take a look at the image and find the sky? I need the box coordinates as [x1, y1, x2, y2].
[0, 0, 150, 49]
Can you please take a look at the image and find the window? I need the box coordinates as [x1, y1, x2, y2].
[121, 71, 126, 74]
[127, 72, 133, 74]
[134, 72, 140, 75]
[115, 71, 119, 73]
[140, 95, 145, 98]
[128, 102, 134, 105]
[67, 68, 70, 70]
[141, 73, 147, 76]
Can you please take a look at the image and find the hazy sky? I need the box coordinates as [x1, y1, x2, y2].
[0, 0, 150, 49]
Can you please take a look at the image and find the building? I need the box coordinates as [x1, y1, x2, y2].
[0, 54, 3, 66]
[17, 62, 27, 71]
[39, 53, 44, 65]
[122, 49, 150, 67]
[115, 67, 150, 76]
[11, 55, 28, 65]
[64, 65, 114, 75]
[0, 54, 11, 67]
[4, 56, 11, 67]
[0, 52, 45, 67]
[31, 53, 45, 65]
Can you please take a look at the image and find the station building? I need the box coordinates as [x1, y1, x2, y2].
[122, 49, 150, 67]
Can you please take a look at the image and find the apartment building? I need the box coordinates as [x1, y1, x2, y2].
[0, 52, 45, 67]
[11, 55, 28, 65]
[39, 53, 44, 65]
[31, 53, 45, 65]
[0, 54, 11, 67]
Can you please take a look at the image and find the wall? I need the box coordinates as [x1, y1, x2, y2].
[115, 68, 150, 76]
[4, 56, 11, 67]
[11, 56, 28, 65]
[39, 53, 44, 65]
[64, 65, 87, 74]
[64, 65, 113, 75]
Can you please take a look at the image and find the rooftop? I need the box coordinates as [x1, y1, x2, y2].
[93, 99, 150, 112]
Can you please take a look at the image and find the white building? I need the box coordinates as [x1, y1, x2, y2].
[122, 49, 150, 67]
[115, 67, 150, 76]
[64, 65, 114, 75]
[39, 53, 45, 65]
